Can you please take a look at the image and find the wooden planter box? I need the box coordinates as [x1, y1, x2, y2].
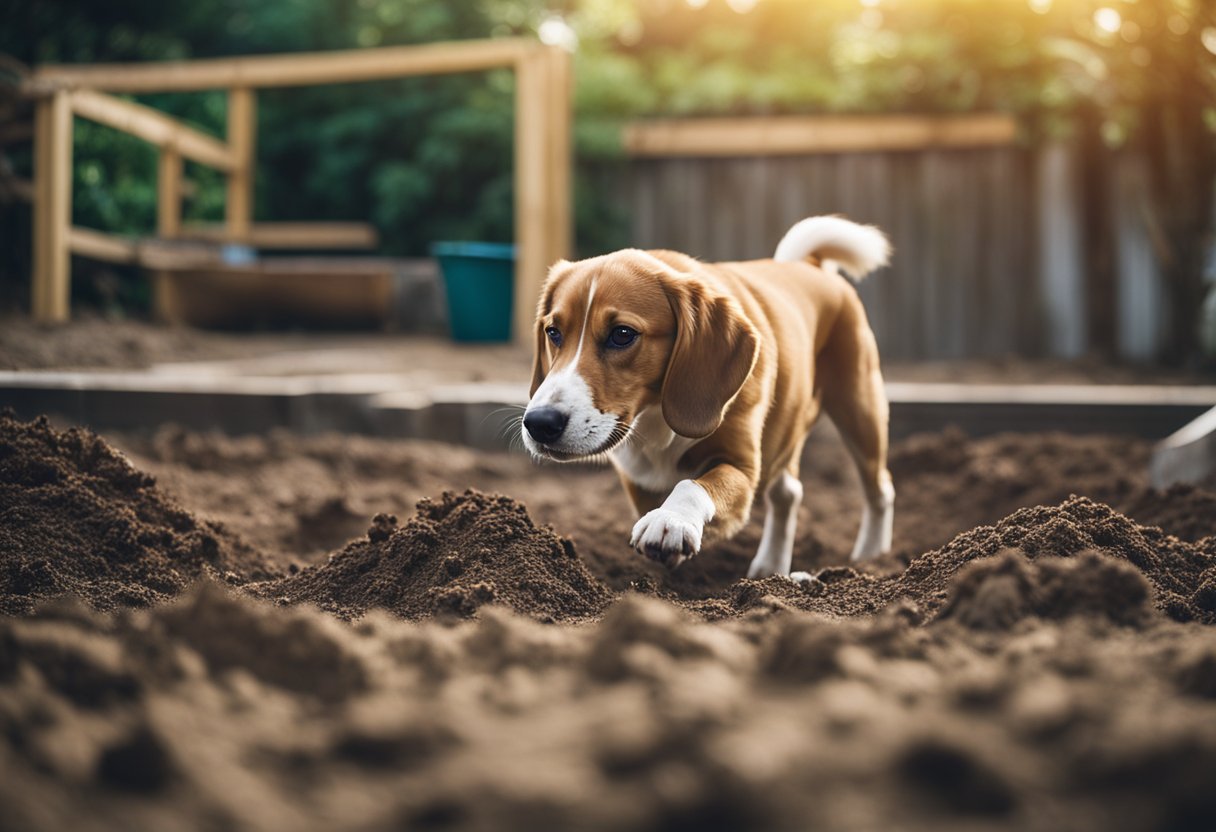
[153, 257, 397, 328]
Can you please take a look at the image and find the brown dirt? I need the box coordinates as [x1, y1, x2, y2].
[3, 413, 1216, 831]
[0, 413, 276, 616]
[3, 582, 1215, 831]
[112, 423, 1208, 602]
[253, 491, 613, 622]
[0, 316, 248, 371]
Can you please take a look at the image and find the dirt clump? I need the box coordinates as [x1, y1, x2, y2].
[937, 548, 1156, 630]
[1116, 483, 1216, 543]
[256, 490, 613, 622]
[0, 413, 275, 616]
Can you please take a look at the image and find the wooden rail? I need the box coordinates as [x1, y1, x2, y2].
[69, 89, 236, 170]
[67, 226, 139, 263]
[35, 39, 537, 92]
[30, 38, 573, 343]
[623, 114, 1019, 157]
[178, 221, 378, 249]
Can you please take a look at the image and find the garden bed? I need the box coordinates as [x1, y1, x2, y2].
[2, 413, 1215, 831]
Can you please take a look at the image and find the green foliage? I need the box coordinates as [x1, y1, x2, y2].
[2, 0, 1213, 305]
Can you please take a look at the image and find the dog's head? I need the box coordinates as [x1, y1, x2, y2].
[522, 249, 759, 461]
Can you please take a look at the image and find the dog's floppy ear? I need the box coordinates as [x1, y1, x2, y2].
[660, 274, 759, 439]
[530, 261, 570, 397]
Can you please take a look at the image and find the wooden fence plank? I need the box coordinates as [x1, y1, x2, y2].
[624, 114, 1018, 157]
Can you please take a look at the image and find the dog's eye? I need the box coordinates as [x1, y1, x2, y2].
[607, 326, 639, 349]
[545, 326, 563, 347]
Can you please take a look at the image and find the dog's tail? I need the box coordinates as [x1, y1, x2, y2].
[772, 216, 891, 280]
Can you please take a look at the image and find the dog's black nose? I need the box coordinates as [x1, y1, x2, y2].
[524, 407, 568, 444]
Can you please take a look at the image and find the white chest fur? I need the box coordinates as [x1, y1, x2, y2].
[610, 407, 701, 493]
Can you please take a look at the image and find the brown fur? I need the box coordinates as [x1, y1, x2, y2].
[531, 247, 890, 551]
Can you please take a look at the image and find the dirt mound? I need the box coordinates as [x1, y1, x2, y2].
[905, 496, 1214, 624]
[0, 413, 275, 615]
[686, 496, 1215, 626]
[256, 490, 614, 622]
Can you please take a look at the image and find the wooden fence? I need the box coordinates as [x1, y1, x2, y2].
[625, 115, 1166, 362]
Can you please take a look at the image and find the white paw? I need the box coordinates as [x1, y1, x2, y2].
[630, 508, 703, 568]
[789, 571, 815, 584]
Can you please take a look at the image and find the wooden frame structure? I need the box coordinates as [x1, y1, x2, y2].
[29, 39, 572, 341]
[623, 113, 1018, 157]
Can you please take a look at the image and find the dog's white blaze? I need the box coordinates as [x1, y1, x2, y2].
[522, 278, 619, 459]
[571, 278, 596, 363]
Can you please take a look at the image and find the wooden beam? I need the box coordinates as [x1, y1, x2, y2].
[68, 229, 224, 270]
[32, 91, 73, 322]
[225, 88, 256, 239]
[36, 39, 536, 93]
[31, 99, 51, 318]
[543, 46, 573, 268]
[178, 221, 378, 249]
[69, 89, 236, 171]
[157, 148, 182, 238]
[514, 49, 549, 344]
[67, 226, 138, 264]
[622, 114, 1020, 157]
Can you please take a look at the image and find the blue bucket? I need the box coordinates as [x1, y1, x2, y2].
[432, 242, 516, 342]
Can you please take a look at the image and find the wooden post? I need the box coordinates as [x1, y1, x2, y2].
[157, 147, 183, 238]
[31, 98, 50, 319]
[32, 90, 73, 323]
[514, 49, 547, 343]
[513, 45, 572, 344]
[226, 87, 255, 241]
[544, 45, 573, 267]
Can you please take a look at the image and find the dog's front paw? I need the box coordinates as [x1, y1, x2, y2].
[630, 508, 703, 568]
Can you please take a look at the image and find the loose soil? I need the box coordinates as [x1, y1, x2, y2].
[0, 413, 275, 616]
[254, 491, 613, 622]
[2, 412, 1216, 831]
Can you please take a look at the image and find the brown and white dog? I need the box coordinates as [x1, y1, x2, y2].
[522, 216, 894, 581]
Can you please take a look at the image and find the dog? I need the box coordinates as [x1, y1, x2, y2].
[521, 216, 894, 581]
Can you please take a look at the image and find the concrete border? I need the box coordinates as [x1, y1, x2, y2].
[3, 372, 1215, 449]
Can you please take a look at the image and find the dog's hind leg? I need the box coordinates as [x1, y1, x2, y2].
[819, 299, 894, 562]
[746, 463, 804, 580]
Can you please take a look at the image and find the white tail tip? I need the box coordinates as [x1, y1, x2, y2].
[773, 216, 892, 280]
